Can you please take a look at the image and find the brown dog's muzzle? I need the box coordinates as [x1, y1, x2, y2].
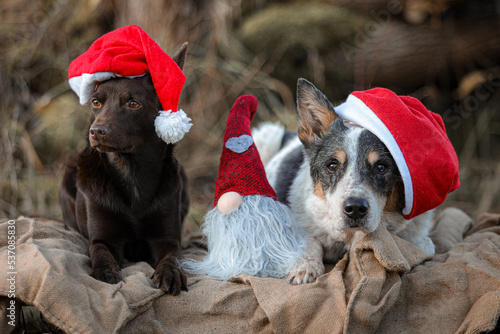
[89, 124, 109, 146]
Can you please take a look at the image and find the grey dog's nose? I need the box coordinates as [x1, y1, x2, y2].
[343, 197, 369, 219]
[89, 125, 109, 139]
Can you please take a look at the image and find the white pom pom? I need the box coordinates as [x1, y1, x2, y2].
[154, 109, 192, 144]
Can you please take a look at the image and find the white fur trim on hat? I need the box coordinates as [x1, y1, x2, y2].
[335, 95, 414, 216]
[154, 109, 192, 144]
[69, 72, 146, 105]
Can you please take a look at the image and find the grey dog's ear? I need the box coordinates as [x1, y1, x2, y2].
[296, 78, 339, 146]
[172, 42, 188, 71]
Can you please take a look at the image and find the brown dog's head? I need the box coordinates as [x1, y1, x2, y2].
[87, 43, 187, 153]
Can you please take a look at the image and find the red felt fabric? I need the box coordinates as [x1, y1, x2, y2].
[351, 88, 460, 219]
[213, 95, 277, 207]
[68, 25, 185, 114]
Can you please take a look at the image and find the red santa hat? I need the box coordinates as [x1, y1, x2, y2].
[335, 88, 460, 220]
[68, 24, 191, 144]
[212, 95, 277, 207]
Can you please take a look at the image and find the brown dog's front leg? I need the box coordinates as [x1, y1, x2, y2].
[89, 242, 122, 284]
[150, 241, 187, 295]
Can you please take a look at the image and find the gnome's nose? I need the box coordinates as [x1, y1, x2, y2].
[217, 192, 244, 214]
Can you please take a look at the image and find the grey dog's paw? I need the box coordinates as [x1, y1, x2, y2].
[287, 259, 325, 285]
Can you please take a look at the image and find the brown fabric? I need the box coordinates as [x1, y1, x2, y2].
[1, 208, 500, 334]
[431, 208, 474, 254]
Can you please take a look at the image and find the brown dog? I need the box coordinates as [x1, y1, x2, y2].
[59, 45, 189, 295]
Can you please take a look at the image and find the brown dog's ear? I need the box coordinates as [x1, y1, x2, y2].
[172, 42, 188, 71]
[296, 78, 338, 146]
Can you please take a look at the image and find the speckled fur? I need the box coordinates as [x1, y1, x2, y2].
[254, 79, 435, 284]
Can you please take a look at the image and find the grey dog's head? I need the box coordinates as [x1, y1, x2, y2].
[296, 79, 405, 234]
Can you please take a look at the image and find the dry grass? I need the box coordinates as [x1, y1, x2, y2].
[0, 0, 297, 230]
[1, 0, 499, 227]
[1, 0, 114, 219]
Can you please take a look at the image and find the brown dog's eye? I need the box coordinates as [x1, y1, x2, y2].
[128, 100, 141, 109]
[327, 160, 339, 172]
[376, 163, 387, 174]
[92, 99, 102, 108]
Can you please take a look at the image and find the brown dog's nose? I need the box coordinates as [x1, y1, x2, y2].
[89, 125, 109, 139]
[343, 197, 369, 220]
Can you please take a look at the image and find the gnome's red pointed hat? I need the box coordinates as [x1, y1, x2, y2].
[68, 24, 191, 144]
[213, 95, 277, 207]
[335, 88, 460, 220]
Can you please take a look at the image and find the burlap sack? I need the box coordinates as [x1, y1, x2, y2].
[1, 208, 499, 333]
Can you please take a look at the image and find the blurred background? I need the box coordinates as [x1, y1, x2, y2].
[1, 0, 500, 232]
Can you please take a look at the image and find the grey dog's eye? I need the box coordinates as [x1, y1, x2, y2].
[376, 163, 387, 174]
[327, 160, 339, 172]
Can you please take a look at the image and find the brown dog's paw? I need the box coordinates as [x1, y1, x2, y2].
[91, 265, 122, 284]
[287, 260, 325, 285]
[151, 260, 188, 295]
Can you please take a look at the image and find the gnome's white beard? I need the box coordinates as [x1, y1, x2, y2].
[182, 195, 307, 280]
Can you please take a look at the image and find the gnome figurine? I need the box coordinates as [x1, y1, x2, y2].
[187, 95, 306, 280]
